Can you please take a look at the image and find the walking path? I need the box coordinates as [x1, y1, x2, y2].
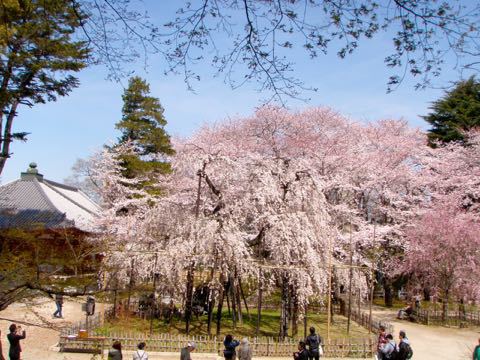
[371, 305, 479, 360]
[1, 297, 479, 359]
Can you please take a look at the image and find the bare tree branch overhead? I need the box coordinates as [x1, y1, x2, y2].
[68, 1, 480, 99]
[1, 1, 480, 173]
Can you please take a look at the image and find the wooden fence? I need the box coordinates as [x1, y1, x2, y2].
[346, 307, 393, 336]
[59, 301, 389, 357]
[74, 331, 376, 358]
[416, 309, 480, 326]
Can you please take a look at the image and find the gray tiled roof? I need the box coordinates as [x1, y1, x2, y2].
[0, 178, 74, 230]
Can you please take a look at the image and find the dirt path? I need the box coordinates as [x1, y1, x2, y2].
[372, 306, 479, 360]
[0, 295, 93, 359]
[2, 297, 478, 359]
[0, 296, 362, 360]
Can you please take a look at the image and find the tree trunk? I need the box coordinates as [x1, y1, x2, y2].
[459, 298, 466, 321]
[423, 287, 431, 302]
[233, 270, 243, 325]
[184, 266, 195, 334]
[291, 288, 298, 337]
[230, 276, 237, 328]
[127, 259, 135, 313]
[238, 278, 250, 319]
[383, 278, 393, 307]
[216, 280, 225, 336]
[279, 275, 289, 340]
[0, 101, 19, 176]
[207, 288, 215, 335]
[256, 272, 263, 338]
[303, 305, 307, 339]
[442, 289, 449, 323]
[226, 291, 231, 315]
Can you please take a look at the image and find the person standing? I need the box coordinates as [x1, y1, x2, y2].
[0, 329, 5, 360]
[53, 294, 64, 318]
[473, 338, 480, 360]
[180, 342, 196, 360]
[108, 341, 123, 360]
[380, 334, 396, 360]
[376, 325, 388, 359]
[223, 335, 240, 360]
[237, 338, 252, 360]
[397, 330, 413, 360]
[293, 341, 309, 360]
[305, 327, 323, 360]
[133, 342, 148, 360]
[7, 324, 26, 360]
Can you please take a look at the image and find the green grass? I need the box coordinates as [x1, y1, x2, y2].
[97, 309, 371, 339]
[373, 298, 406, 309]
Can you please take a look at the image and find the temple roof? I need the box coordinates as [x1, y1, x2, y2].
[0, 163, 100, 231]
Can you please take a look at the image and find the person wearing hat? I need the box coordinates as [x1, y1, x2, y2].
[181, 342, 196, 360]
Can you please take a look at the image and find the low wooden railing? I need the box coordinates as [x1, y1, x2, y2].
[416, 308, 480, 326]
[67, 331, 376, 358]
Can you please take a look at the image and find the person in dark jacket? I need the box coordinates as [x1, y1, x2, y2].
[293, 341, 309, 360]
[397, 330, 412, 360]
[53, 294, 64, 318]
[7, 324, 26, 360]
[473, 337, 480, 360]
[108, 341, 123, 360]
[305, 327, 323, 360]
[223, 335, 240, 360]
[180, 342, 196, 360]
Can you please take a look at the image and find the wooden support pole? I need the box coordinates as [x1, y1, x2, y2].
[327, 234, 333, 341]
[256, 269, 262, 338]
[347, 223, 353, 335]
[127, 258, 135, 315]
[369, 222, 376, 332]
[150, 252, 159, 335]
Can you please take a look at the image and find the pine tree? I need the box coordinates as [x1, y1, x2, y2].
[115, 76, 174, 179]
[423, 77, 480, 146]
[0, 0, 89, 175]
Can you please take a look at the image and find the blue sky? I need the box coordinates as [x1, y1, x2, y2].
[1, 2, 467, 183]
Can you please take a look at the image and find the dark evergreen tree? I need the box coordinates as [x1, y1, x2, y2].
[115, 76, 174, 179]
[0, 0, 89, 175]
[424, 77, 480, 146]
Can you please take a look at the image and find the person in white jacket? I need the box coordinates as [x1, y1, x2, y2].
[380, 334, 396, 360]
[133, 342, 148, 360]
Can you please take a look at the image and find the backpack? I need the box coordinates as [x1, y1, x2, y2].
[135, 350, 146, 360]
[405, 343, 413, 359]
[308, 334, 320, 352]
[384, 343, 398, 360]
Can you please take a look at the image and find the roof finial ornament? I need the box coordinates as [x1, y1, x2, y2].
[21, 162, 43, 181]
[27, 162, 38, 174]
